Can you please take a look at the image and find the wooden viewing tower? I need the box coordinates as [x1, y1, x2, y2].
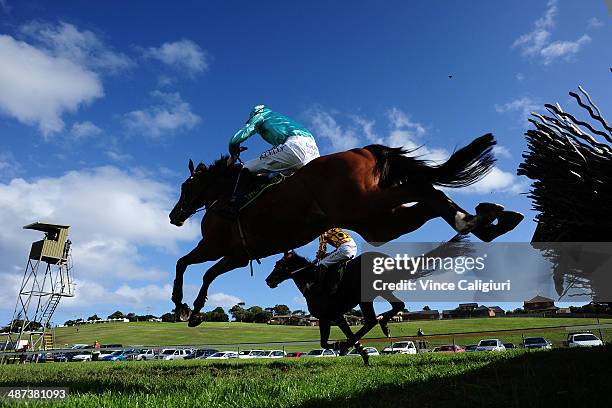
[1, 223, 75, 356]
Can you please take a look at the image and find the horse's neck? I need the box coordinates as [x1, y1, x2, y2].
[289, 260, 314, 295]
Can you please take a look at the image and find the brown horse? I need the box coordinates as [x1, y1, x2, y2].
[169, 134, 523, 327]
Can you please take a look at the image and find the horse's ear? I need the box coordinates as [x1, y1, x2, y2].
[188, 159, 195, 176]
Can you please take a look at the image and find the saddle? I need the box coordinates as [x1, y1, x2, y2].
[239, 170, 294, 211]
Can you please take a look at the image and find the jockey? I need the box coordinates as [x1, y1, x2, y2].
[313, 228, 357, 294]
[227, 105, 320, 213]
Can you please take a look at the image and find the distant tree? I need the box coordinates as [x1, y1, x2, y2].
[63, 320, 75, 327]
[422, 305, 431, 311]
[247, 306, 272, 323]
[161, 312, 176, 323]
[203, 307, 229, 322]
[265, 307, 275, 316]
[273, 304, 291, 316]
[346, 309, 362, 317]
[87, 314, 100, 321]
[107, 311, 125, 320]
[229, 305, 248, 322]
[292, 310, 307, 317]
[126, 313, 138, 322]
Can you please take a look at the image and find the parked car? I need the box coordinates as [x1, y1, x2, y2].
[184, 349, 218, 360]
[53, 344, 89, 362]
[567, 333, 603, 348]
[476, 339, 505, 352]
[432, 345, 465, 353]
[285, 352, 307, 358]
[136, 349, 158, 361]
[503, 343, 516, 350]
[305, 349, 337, 357]
[464, 345, 478, 352]
[253, 350, 286, 359]
[71, 351, 93, 362]
[238, 350, 265, 359]
[206, 351, 239, 360]
[523, 337, 552, 349]
[346, 347, 379, 356]
[100, 350, 134, 362]
[156, 348, 193, 360]
[381, 341, 417, 355]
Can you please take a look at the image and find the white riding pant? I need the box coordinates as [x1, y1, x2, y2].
[244, 136, 320, 173]
[319, 240, 358, 268]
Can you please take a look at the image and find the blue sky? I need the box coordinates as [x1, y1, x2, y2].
[0, 1, 610, 325]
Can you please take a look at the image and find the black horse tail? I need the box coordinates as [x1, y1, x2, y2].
[365, 133, 496, 189]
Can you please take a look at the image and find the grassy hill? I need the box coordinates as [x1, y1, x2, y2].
[54, 317, 611, 350]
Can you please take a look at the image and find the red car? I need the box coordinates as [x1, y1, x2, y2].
[285, 352, 307, 358]
[432, 345, 465, 353]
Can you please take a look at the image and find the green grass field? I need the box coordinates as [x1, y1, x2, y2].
[0, 346, 609, 407]
[54, 317, 611, 351]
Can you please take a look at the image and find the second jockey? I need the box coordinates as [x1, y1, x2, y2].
[313, 228, 357, 294]
[227, 105, 321, 213]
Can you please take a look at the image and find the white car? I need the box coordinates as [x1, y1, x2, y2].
[136, 349, 157, 361]
[304, 349, 337, 358]
[381, 341, 417, 355]
[156, 348, 192, 360]
[347, 347, 379, 357]
[476, 339, 506, 352]
[567, 333, 603, 348]
[206, 351, 239, 360]
[238, 350, 265, 359]
[71, 351, 93, 362]
[252, 350, 286, 359]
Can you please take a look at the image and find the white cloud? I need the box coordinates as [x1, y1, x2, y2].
[305, 108, 361, 150]
[516, 73, 525, 81]
[0, 166, 200, 317]
[105, 150, 132, 162]
[122, 91, 201, 138]
[0, 35, 103, 136]
[145, 39, 208, 76]
[587, 17, 603, 29]
[495, 97, 539, 120]
[512, 0, 591, 64]
[207, 293, 243, 308]
[0, 151, 21, 181]
[457, 167, 525, 195]
[492, 145, 512, 159]
[20, 21, 133, 73]
[70, 121, 102, 140]
[540, 35, 591, 64]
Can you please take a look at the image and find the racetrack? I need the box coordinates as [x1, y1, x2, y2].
[0, 346, 609, 408]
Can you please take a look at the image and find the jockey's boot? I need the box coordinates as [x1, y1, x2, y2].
[227, 168, 253, 217]
[307, 264, 328, 294]
[327, 264, 346, 295]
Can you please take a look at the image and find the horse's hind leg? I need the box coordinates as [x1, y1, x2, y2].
[173, 239, 221, 321]
[377, 293, 405, 338]
[189, 255, 249, 327]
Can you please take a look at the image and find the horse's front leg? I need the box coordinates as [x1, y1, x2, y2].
[318, 320, 334, 349]
[173, 239, 220, 321]
[188, 255, 248, 327]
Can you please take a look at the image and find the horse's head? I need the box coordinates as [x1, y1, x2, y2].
[169, 159, 210, 226]
[265, 251, 310, 288]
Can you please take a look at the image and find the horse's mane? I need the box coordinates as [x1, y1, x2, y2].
[287, 251, 313, 268]
[195, 154, 240, 180]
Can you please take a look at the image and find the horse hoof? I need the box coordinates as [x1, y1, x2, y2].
[473, 211, 524, 242]
[379, 322, 390, 338]
[361, 352, 370, 366]
[188, 312, 204, 327]
[174, 303, 191, 322]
